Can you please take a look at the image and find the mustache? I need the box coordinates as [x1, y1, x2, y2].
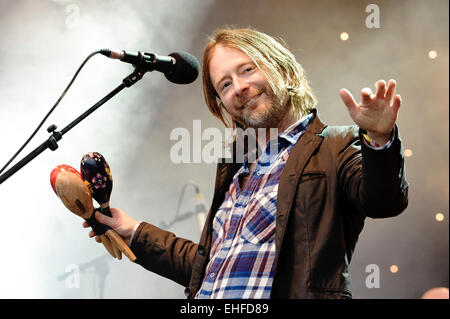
[237, 91, 263, 108]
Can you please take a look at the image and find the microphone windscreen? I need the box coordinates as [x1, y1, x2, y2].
[167, 51, 200, 84]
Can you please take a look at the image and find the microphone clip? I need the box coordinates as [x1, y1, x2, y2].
[122, 68, 145, 87]
[122, 52, 161, 87]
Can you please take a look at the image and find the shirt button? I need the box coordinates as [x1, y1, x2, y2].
[209, 272, 216, 278]
[184, 287, 191, 297]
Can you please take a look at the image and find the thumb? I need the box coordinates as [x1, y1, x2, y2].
[95, 210, 115, 228]
[339, 88, 358, 113]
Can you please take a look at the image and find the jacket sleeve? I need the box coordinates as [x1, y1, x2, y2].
[337, 125, 409, 218]
[130, 222, 198, 287]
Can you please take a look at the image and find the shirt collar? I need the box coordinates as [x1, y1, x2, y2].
[240, 112, 315, 172]
[278, 112, 315, 145]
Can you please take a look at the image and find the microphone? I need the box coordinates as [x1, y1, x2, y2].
[100, 49, 199, 84]
[193, 184, 208, 233]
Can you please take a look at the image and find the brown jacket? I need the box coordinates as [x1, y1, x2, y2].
[130, 109, 409, 298]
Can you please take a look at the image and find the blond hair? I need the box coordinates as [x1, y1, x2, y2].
[202, 26, 317, 128]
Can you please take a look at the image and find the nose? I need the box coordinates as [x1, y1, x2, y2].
[233, 76, 249, 97]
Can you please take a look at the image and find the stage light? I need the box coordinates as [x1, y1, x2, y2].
[390, 265, 399, 273]
[435, 213, 445, 222]
[404, 149, 413, 157]
[340, 32, 349, 41]
[428, 50, 437, 59]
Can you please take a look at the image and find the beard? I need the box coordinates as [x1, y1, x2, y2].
[234, 88, 289, 129]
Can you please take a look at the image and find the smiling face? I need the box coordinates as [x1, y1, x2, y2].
[208, 44, 290, 129]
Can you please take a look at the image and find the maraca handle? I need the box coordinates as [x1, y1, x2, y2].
[111, 241, 122, 260]
[93, 207, 135, 261]
[100, 235, 118, 259]
[105, 229, 137, 262]
[82, 209, 119, 259]
[83, 216, 117, 259]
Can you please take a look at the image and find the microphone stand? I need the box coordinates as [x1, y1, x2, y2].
[0, 66, 148, 185]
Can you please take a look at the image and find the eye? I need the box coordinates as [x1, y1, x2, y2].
[221, 82, 231, 91]
[245, 66, 254, 72]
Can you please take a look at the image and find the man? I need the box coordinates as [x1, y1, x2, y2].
[84, 27, 408, 298]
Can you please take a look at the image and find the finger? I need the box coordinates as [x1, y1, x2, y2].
[392, 94, 402, 113]
[89, 230, 96, 238]
[95, 235, 101, 243]
[361, 88, 373, 105]
[110, 207, 121, 217]
[339, 89, 358, 112]
[95, 210, 114, 227]
[385, 79, 397, 104]
[375, 80, 386, 99]
[82, 221, 89, 228]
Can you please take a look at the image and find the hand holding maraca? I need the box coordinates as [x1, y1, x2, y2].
[83, 208, 138, 246]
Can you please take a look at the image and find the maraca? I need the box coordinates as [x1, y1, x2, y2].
[50, 164, 118, 259]
[81, 152, 137, 262]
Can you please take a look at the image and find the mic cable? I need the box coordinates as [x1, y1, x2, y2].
[0, 49, 103, 175]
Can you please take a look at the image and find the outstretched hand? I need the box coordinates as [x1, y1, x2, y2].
[339, 79, 402, 145]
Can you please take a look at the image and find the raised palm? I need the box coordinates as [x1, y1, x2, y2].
[340, 79, 402, 142]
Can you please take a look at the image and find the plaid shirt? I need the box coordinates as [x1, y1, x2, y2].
[195, 113, 315, 299]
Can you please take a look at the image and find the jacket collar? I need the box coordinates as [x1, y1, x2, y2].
[306, 108, 327, 136]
